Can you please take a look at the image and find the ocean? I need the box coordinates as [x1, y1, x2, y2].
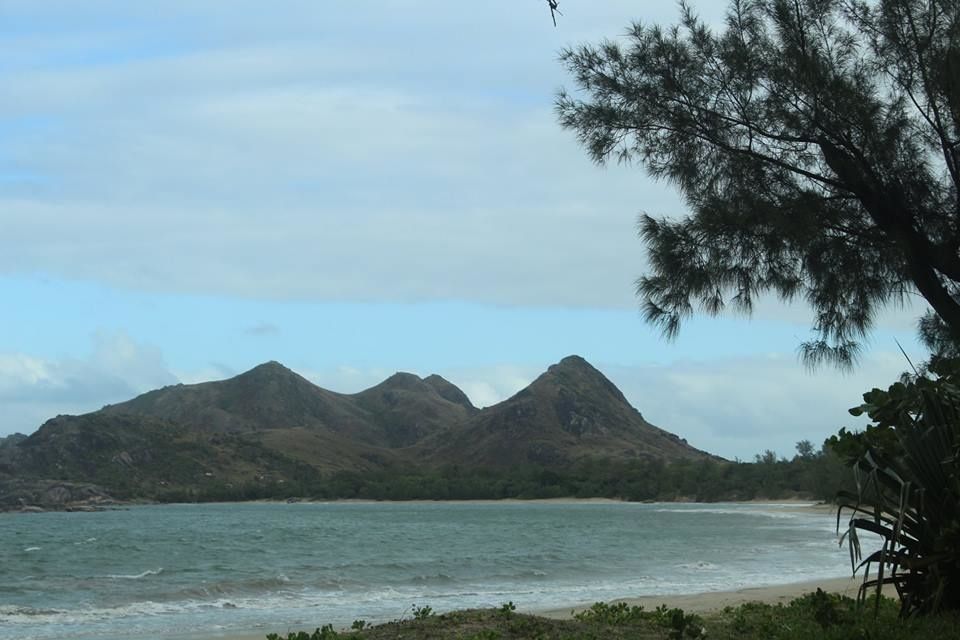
[0, 501, 854, 640]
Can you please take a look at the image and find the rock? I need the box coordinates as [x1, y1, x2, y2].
[43, 485, 72, 505]
[112, 451, 135, 467]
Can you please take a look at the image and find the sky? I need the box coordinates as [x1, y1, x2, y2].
[0, 1, 929, 460]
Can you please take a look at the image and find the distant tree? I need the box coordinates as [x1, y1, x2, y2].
[795, 439, 816, 460]
[756, 449, 779, 464]
[557, 0, 960, 366]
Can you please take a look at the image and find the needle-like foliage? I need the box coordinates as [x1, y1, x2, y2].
[557, 0, 960, 367]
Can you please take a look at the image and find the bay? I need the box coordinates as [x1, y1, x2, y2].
[0, 501, 851, 640]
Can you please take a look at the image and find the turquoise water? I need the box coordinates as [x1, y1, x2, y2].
[0, 502, 850, 640]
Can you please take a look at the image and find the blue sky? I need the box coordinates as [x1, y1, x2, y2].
[0, 1, 927, 459]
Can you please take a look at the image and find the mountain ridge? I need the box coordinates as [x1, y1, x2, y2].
[0, 355, 719, 509]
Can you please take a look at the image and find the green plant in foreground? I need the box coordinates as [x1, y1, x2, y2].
[653, 604, 704, 639]
[832, 356, 960, 615]
[573, 601, 648, 625]
[411, 603, 434, 620]
[350, 620, 366, 631]
[573, 600, 703, 637]
[267, 591, 960, 640]
[497, 601, 516, 618]
[265, 623, 337, 640]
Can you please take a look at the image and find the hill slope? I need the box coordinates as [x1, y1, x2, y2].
[422, 356, 714, 467]
[0, 356, 717, 508]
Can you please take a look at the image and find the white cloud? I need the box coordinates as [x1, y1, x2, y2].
[601, 353, 911, 460]
[244, 322, 280, 336]
[0, 1, 928, 337]
[0, 331, 178, 436]
[0, 2, 673, 310]
[440, 365, 538, 409]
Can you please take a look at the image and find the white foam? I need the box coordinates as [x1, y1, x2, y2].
[23, 546, 41, 552]
[677, 561, 719, 571]
[652, 507, 799, 520]
[105, 568, 164, 580]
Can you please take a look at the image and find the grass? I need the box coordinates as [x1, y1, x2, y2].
[266, 591, 960, 640]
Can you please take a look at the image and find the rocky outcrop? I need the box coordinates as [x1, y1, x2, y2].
[0, 478, 118, 512]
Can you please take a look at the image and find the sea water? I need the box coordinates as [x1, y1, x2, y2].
[1, 501, 855, 640]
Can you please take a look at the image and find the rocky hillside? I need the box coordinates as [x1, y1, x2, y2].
[0, 356, 716, 509]
[421, 356, 714, 468]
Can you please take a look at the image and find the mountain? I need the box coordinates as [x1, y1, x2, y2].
[353, 372, 475, 447]
[423, 374, 478, 413]
[101, 361, 373, 438]
[421, 355, 714, 467]
[0, 356, 717, 509]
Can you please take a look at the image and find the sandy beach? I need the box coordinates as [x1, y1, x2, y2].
[192, 574, 877, 640]
[539, 575, 868, 618]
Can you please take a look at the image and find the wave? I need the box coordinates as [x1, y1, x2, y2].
[105, 568, 164, 580]
[23, 546, 41, 552]
[411, 573, 455, 585]
[677, 561, 719, 571]
[0, 605, 65, 617]
[652, 507, 799, 519]
[174, 573, 310, 601]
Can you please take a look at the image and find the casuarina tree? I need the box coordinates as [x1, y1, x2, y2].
[557, 0, 960, 366]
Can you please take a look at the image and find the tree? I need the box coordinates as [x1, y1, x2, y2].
[794, 438, 816, 459]
[557, 0, 960, 366]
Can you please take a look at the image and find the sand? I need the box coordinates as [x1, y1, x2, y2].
[539, 575, 872, 618]
[192, 574, 880, 640]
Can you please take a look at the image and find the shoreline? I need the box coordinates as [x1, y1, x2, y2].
[4, 495, 836, 514]
[539, 575, 868, 617]
[194, 574, 875, 640]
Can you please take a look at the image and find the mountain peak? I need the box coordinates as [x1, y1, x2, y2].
[424, 374, 477, 412]
[245, 360, 294, 376]
[378, 372, 425, 390]
[231, 361, 311, 386]
[544, 355, 617, 388]
[551, 355, 594, 371]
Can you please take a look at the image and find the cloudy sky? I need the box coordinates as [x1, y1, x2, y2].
[0, 1, 927, 459]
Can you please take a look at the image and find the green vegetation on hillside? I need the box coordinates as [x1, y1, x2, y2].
[149, 442, 848, 504]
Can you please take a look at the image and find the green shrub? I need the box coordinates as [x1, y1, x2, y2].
[572, 601, 648, 625]
[265, 624, 337, 640]
[831, 357, 960, 615]
[411, 604, 433, 620]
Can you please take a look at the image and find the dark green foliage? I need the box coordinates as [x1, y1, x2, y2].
[717, 592, 897, 639]
[1, 438, 846, 508]
[573, 602, 703, 639]
[411, 604, 434, 620]
[298, 447, 848, 503]
[557, 0, 960, 366]
[268, 596, 960, 640]
[266, 595, 960, 640]
[573, 602, 650, 625]
[832, 357, 960, 614]
[266, 624, 338, 640]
